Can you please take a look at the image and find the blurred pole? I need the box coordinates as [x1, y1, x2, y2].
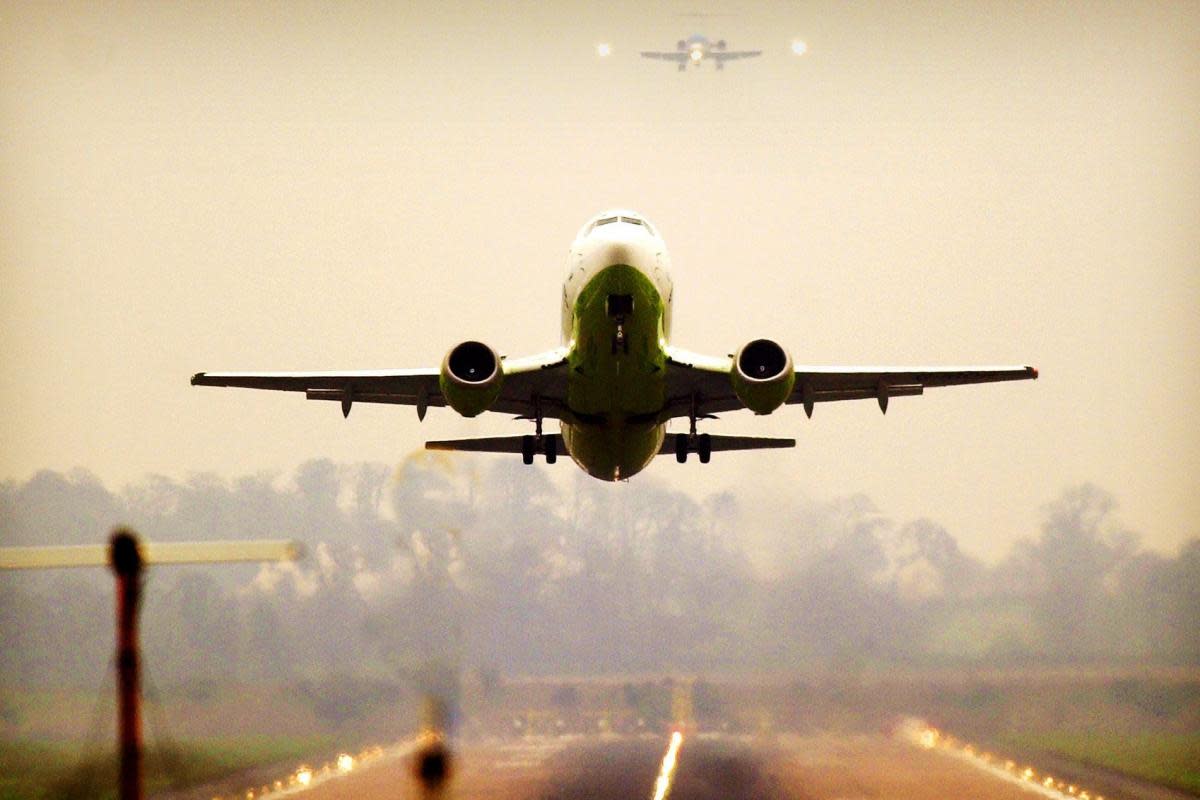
[1, 530, 302, 800]
[413, 694, 452, 797]
[110, 529, 144, 800]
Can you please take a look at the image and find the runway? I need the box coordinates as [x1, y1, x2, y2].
[277, 732, 1069, 800]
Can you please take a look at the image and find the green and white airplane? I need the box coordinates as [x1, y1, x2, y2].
[192, 209, 1037, 481]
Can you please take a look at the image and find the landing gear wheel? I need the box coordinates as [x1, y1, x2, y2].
[521, 435, 535, 465]
[698, 433, 711, 463]
[545, 436, 557, 464]
[675, 433, 688, 463]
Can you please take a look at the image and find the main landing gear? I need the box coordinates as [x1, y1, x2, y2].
[521, 434, 556, 465]
[675, 394, 711, 463]
[674, 432, 711, 464]
[521, 397, 556, 465]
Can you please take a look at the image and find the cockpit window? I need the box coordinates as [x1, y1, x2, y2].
[625, 217, 655, 235]
[585, 214, 654, 237]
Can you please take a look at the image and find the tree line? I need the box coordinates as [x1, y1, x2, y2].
[1, 456, 1196, 689]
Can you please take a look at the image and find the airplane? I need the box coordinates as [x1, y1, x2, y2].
[641, 35, 761, 70]
[192, 209, 1037, 482]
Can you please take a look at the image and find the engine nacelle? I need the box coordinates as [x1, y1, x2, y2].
[439, 341, 503, 417]
[730, 338, 795, 415]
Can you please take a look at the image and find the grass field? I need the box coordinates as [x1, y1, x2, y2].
[999, 731, 1200, 795]
[0, 735, 333, 800]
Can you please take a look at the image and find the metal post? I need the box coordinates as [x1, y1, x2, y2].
[110, 529, 144, 800]
[1, 532, 301, 800]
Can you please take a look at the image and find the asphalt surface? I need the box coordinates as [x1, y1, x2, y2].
[275, 732, 1086, 800]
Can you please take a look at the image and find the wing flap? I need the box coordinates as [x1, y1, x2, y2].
[711, 50, 763, 61]
[664, 347, 1036, 420]
[640, 51, 690, 62]
[191, 348, 571, 420]
[306, 389, 449, 408]
[191, 369, 439, 393]
[791, 365, 1038, 391]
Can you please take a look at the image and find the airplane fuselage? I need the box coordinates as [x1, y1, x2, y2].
[560, 211, 673, 480]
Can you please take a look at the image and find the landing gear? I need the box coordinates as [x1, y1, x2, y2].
[611, 320, 629, 355]
[675, 394, 713, 464]
[607, 294, 633, 355]
[521, 435, 556, 465]
[674, 432, 712, 464]
[522, 397, 556, 465]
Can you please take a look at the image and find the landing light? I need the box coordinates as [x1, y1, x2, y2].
[597, 42, 612, 57]
[791, 39, 808, 55]
[690, 49, 702, 61]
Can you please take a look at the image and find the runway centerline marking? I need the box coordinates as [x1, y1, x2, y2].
[651, 730, 685, 800]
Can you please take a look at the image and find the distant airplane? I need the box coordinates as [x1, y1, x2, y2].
[641, 35, 761, 70]
[192, 210, 1037, 481]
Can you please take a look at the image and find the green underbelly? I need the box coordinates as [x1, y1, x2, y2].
[561, 421, 664, 481]
[566, 264, 666, 418]
[561, 264, 669, 481]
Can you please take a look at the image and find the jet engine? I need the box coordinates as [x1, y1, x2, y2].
[439, 341, 503, 417]
[730, 338, 795, 414]
[677, 39, 687, 50]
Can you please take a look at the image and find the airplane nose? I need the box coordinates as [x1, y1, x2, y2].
[594, 241, 635, 268]
[592, 241, 638, 268]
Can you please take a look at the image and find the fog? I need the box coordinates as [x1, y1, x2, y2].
[2, 1, 1198, 566]
[2, 461, 1195, 691]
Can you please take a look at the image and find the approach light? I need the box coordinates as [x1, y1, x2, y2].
[791, 39, 808, 55]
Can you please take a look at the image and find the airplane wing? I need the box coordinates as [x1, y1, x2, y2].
[640, 51, 690, 62]
[711, 50, 762, 61]
[662, 347, 1037, 419]
[191, 348, 570, 420]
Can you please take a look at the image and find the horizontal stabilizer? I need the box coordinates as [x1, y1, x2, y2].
[657, 434, 795, 454]
[426, 434, 563, 454]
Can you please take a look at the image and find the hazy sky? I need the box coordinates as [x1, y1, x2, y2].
[2, 1, 1197, 561]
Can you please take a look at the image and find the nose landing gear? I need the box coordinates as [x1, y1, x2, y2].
[607, 294, 633, 355]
